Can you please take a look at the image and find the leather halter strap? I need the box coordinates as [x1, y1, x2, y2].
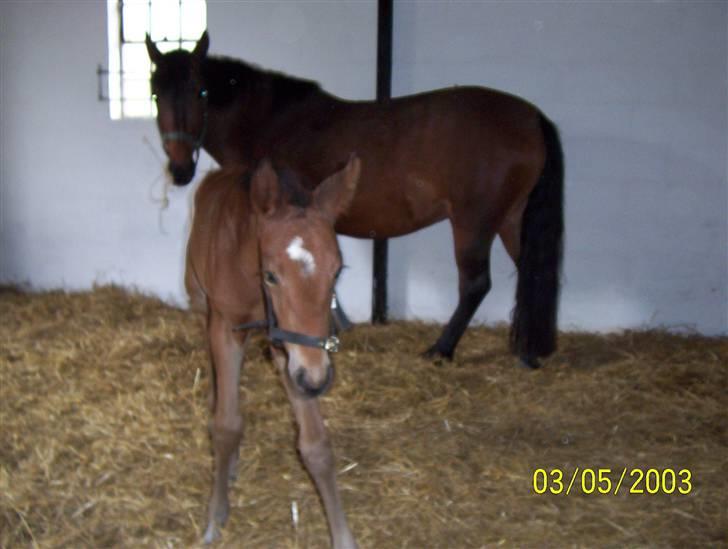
[234, 288, 340, 353]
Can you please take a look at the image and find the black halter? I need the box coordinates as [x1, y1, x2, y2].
[234, 288, 340, 353]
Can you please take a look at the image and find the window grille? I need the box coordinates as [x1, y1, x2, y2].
[103, 0, 207, 120]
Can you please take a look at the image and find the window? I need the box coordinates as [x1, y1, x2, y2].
[105, 0, 207, 119]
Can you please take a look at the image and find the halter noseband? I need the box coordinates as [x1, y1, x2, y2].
[234, 288, 340, 353]
[160, 90, 209, 164]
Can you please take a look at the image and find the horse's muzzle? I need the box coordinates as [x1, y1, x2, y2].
[294, 364, 334, 399]
[169, 161, 196, 185]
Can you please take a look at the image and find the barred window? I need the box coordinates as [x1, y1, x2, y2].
[105, 0, 207, 120]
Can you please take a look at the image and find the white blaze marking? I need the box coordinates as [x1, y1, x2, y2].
[286, 236, 316, 275]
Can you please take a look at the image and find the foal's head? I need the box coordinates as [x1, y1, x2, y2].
[146, 32, 209, 185]
[250, 156, 361, 398]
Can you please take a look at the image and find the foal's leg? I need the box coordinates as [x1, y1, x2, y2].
[273, 350, 357, 549]
[425, 221, 495, 361]
[203, 311, 245, 544]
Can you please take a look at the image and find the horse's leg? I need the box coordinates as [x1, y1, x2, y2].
[273, 350, 357, 549]
[425, 221, 495, 361]
[204, 325, 218, 414]
[203, 311, 245, 544]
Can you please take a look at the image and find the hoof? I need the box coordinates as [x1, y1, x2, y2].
[203, 500, 229, 544]
[423, 345, 453, 364]
[202, 522, 220, 544]
[518, 355, 541, 370]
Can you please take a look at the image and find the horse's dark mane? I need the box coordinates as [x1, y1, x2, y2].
[202, 55, 322, 110]
[151, 49, 323, 111]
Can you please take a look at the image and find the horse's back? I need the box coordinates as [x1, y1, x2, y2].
[272, 85, 545, 237]
[390, 85, 540, 126]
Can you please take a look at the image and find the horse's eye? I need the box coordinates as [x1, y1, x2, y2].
[199, 88, 208, 99]
[151, 93, 158, 102]
[263, 271, 278, 286]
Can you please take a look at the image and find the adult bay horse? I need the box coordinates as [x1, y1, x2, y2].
[147, 32, 564, 368]
[187, 156, 361, 547]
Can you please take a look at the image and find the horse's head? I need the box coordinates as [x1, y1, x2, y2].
[250, 156, 361, 398]
[146, 32, 209, 185]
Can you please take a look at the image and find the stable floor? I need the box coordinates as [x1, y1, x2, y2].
[1, 287, 726, 547]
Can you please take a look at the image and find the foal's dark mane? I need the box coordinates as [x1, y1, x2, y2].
[241, 161, 312, 210]
[275, 167, 313, 209]
[202, 55, 323, 111]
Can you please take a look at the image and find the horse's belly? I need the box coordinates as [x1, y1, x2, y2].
[335, 173, 449, 238]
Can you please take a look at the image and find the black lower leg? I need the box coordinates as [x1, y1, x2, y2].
[425, 270, 491, 360]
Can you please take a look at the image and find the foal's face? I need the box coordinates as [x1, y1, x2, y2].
[250, 156, 361, 398]
[258, 213, 342, 397]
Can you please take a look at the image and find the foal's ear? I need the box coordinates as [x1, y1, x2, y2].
[145, 34, 163, 65]
[314, 154, 361, 221]
[193, 31, 210, 59]
[250, 160, 281, 217]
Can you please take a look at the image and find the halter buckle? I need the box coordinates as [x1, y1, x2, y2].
[322, 335, 340, 353]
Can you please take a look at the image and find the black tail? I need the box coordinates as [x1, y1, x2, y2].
[510, 114, 564, 359]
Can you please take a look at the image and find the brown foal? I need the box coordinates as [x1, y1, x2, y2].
[185, 156, 361, 547]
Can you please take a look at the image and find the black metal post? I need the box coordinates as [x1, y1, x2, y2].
[372, 0, 392, 324]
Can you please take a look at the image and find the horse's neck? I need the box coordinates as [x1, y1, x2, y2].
[203, 57, 331, 164]
[196, 168, 255, 242]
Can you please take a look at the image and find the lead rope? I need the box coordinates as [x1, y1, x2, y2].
[142, 135, 171, 234]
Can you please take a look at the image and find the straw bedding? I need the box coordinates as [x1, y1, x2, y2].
[1, 285, 726, 548]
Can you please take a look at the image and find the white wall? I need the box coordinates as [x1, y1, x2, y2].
[1, 1, 726, 335]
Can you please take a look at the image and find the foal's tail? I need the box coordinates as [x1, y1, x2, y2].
[510, 114, 564, 360]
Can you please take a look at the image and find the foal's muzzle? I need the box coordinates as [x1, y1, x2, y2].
[294, 364, 334, 399]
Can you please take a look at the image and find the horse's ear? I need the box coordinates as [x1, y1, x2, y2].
[314, 154, 361, 221]
[193, 31, 210, 59]
[250, 160, 281, 217]
[145, 34, 163, 65]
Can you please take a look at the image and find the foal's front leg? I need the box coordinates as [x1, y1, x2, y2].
[273, 350, 357, 549]
[203, 312, 245, 544]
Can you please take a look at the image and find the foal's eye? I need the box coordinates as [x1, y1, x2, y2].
[263, 271, 278, 286]
[199, 88, 208, 99]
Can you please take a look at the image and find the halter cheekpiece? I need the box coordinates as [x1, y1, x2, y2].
[234, 288, 340, 353]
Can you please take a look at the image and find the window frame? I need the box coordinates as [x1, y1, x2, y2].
[105, 0, 207, 120]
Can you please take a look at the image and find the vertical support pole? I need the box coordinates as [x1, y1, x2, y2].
[372, 0, 393, 324]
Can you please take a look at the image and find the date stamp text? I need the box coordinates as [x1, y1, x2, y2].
[532, 468, 692, 495]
